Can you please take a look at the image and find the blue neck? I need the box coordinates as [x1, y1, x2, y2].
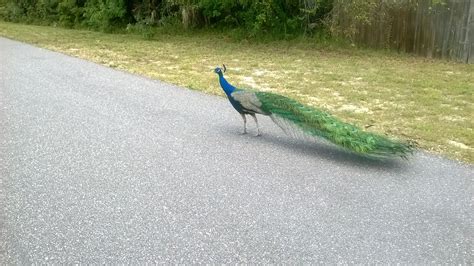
[218, 74, 237, 96]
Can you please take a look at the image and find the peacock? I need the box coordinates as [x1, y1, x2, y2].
[214, 65, 414, 158]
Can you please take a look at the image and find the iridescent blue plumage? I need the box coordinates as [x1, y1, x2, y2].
[215, 67, 244, 114]
[214, 65, 261, 135]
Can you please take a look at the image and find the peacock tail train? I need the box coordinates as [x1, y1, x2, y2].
[254, 92, 414, 158]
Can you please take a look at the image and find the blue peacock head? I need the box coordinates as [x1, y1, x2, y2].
[214, 64, 226, 76]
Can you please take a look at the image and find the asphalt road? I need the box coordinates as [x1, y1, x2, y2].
[1, 37, 472, 264]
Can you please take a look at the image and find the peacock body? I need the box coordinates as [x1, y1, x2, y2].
[214, 65, 414, 158]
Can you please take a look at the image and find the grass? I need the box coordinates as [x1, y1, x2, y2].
[1, 21, 473, 163]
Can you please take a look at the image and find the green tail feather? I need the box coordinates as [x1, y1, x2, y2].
[255, 92, 414, 158]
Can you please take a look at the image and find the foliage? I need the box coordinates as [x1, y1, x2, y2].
[195, 0, 333, 37]
[58, 0, 85, 27]
[0, 0, 333, 38]
[82, 0, 128, 31]
[329, 0, 378, 41]
[0, 0, 452, 39]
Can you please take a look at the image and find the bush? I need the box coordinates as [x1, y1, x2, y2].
[2, 0, 29, 22]
[58, 0, 84, 27]
[83, 0, 128, 32]
[35, 0, 59, 23]
[193, 0, 333, 38]
[0, 0, 334, 38]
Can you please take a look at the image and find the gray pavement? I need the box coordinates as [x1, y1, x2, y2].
[0, 37, 472, 264]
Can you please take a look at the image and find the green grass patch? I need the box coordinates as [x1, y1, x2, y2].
[1, 21, 473, 163]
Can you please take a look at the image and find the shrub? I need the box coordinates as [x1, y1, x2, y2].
[58, 0, 84, 27]
[83, 0, 127, 32]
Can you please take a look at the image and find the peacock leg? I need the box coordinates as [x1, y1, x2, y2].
[250, 114, 261, 136]
[240, 113, 247, 134]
